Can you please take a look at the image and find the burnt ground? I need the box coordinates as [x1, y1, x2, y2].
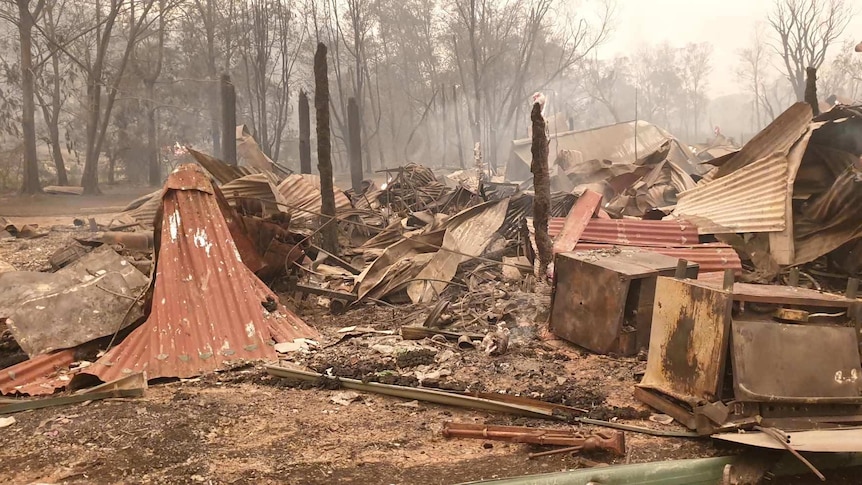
[0, 191, 859, 484]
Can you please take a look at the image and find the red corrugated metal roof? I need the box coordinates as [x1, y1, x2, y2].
[572, 243, 741, 273]
[82, 164, 317, 383]
[549, 217, 699, 246]
[0, 349, 76, 396]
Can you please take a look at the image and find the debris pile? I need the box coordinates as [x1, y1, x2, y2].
[4, 104, 862, 483]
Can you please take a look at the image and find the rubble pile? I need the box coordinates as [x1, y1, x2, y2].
[3, 104, 862, 483]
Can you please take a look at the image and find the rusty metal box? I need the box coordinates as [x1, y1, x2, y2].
[550, 249, 698, 355]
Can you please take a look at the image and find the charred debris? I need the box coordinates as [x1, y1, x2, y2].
[3, 100, 862, 483]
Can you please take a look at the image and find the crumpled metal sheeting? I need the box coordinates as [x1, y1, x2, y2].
[714, 103, 812, 178]
[0, 349, 77, 396]
[112, 190, 162, 228]
[221, 173, 289, 217]
[500, 192, 576, 240]
[187, 148, 258, 185]
[673, 154, 789, 234]
[793, 165, 862, 264]
[82, 165, 317, 383]
[276, 174, 352, 226]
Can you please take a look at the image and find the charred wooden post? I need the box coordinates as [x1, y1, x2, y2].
[531, 101, 552, 277]
[348, 97, 363, 194]
[220, 73, 237, 165]
[805, 67, 820, 117]
[299, 90, 312, 174]
[315, 43, 339, 254]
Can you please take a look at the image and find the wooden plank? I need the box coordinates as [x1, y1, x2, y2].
[701, 281, 857, 308]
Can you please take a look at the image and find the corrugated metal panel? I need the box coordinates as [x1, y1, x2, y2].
[571, 243, 741, 273]
[83, 164, 317, 383]
[0, 349, 76, 396]
[188, 148, 257, 184]
[672, 154, 789, 234]
[507, 120, 704, 181]
[277, 174, 352, 225]
[221, 173, 288, 217]
[548, 218, 699, 246]
[715, 103, 812, 178]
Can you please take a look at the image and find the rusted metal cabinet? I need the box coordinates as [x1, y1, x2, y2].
[550, 249, 698, 355]
[637, 276, 862, 438]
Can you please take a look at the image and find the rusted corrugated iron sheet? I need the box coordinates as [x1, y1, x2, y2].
[0, 349, 76, 396]
[548, 218, 699, 246]
[276, 174, 352, 225]
[82, 164, 317, 383]
[715, 103, 812, 178]
[221, 173, 288, 217]
[188, 148, 257, 184]
[572, 243, 741, 273]
[552, 190, 602, 254]
[672, 154, 788, 234]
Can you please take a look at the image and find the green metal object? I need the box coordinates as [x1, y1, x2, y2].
[458, 453, 862, 485]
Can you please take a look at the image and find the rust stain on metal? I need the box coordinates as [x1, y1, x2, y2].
[548, 218, 699, 246]
[0, 349, 76, 396]
[552, 189, 602, 254]
[639, 277, 733, 406]
[83, 164, 317, 383]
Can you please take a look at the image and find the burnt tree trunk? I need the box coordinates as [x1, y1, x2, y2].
[805, 67, 820, 117]
[531, 102, 552, 277]
[298, 90, 311, 174]
[348, 97, 363, 194]
[221, 73, 237, 165]
[315, 43, 339, 254]
[18, 0, 42, 194]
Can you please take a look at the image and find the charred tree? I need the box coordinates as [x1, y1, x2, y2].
[805, 67, 820, 116]
[17, 0, 44, 194]
[298, 90, 311, 174]
[531, 101, 552, 277]
[315, 43, 339, 254]
[221, 73, 237, 165]
[348, 97, 363, 194]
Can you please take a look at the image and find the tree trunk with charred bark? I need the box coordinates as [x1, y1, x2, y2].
[531, 102, 552, 277]
[805, 67, 820, 117]
[348, 97, 363, 194]
[299, 90, 311, 174]
[315, 43, 339, 254]
[18, 0, 42, 194]
[221, 74, 237, 165]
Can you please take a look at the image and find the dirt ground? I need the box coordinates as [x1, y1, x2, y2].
[0, 188, 857, 484]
